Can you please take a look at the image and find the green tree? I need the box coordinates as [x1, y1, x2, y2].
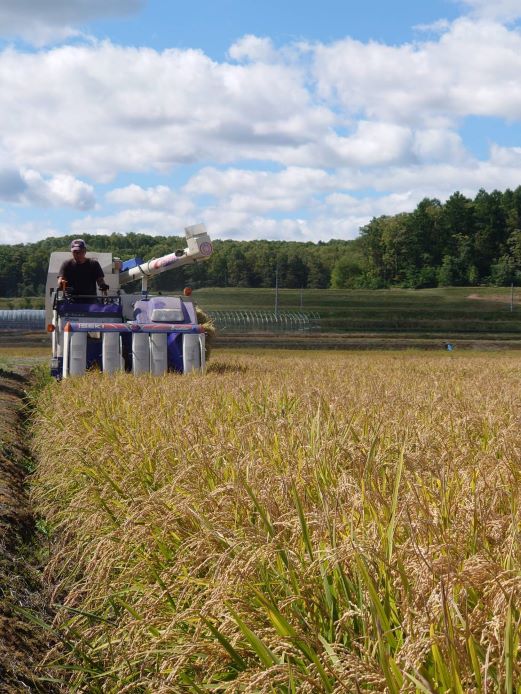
[307, 256, 330, 288]
[473, 189, 507, 278]
[331, 254, 364, 288]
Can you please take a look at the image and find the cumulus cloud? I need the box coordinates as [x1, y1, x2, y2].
[412, 129, 468, 163]
[71, 208, 192, 237]
[0, 169, 27, 201]
[1, 18, 519, 188]
[107, 184, 178, 208]
[458, 0, 521, 21]
[95, 150, 521, 243]
[184, 166, 332, 201]
[106, 184, 195, 218]
[333, 122, 414, 166]
[228, 35, 278, 63]
[1, 24, 520, 184]
[0, 221, 59, 244]
[22, 171, 96, 209]
[3, 9, 521, 243]
[312, 18, 521, 124]
[414, 19, 452, 34]
[97, 144, 521, 243]
[0, 0, 144, 45]
[67, 194, 417, 242]
[0, 168, 95, 209]
[0, 42, 333, 179]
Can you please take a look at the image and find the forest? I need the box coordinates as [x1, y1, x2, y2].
[2, 186, 521, 297]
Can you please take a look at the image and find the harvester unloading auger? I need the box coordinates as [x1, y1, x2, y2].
[45, 224, 213, 378]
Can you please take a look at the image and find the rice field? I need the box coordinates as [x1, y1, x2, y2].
[31, 350, 521, 692]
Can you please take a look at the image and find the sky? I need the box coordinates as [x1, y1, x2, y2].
[1, 0, 521, 245]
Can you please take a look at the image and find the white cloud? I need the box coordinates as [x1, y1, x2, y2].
[412, 129, 468, 163]
[414, 19, 452, 34]
[0, 221, 59, 244]
[325, 191, 417, 217]
[0, 169, 27, 201]
[66, 200, 406, 243]
[71, 208, 194, 237]
[488, 143, 521, 166]
[107, 184, 178, 208]
[22, 171, 96, 209]
[0, 167, 95, 209]
[2, 22, 520, 186]
[87, 148, 521, 243]
[0, 42, 332, 179]
[333, 121, 414, 166]
[333, 151, 521, 202]
[228, 35, 278, 63]
[458, 0, 521, 21]
[184, 166, 331, 201]
[3, 11, 521, 244]
[0, 0, 143, 45]
[312, 18, 521, 124]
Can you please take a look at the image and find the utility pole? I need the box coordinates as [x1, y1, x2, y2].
[300, 286, 303, 310]
[511, 282, 514, 312]
[274, 265, 279, 317]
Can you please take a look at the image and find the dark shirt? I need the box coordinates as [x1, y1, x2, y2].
[58, 258, 104, 297]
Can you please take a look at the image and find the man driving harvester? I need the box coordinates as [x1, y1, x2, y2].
[57, 239, 109, 298]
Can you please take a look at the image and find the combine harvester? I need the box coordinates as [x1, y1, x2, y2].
[45, 224, 213, 379]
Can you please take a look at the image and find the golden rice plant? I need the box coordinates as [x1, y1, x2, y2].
[31, 350, 521, 692]
[196, 305, 216, 361]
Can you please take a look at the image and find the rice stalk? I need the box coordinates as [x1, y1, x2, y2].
[29, 350, 521, 691]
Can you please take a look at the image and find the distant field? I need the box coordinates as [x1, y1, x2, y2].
[2, 286, 521, 336]
[193, 286, 521, 336]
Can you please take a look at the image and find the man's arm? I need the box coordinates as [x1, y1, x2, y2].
[94, 261, 109, 291]
[57, 261, 68, 290]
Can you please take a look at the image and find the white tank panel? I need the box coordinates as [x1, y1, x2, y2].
[69, 332, 87, 376]
[183, 333, 201, 373]
[132, 332, 150, 375]
[150, 333, 168, 376]
[102, 332, 121, 374]
[52, 328, 60, 358]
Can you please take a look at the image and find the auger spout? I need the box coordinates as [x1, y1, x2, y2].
[118, 223, 213, 290]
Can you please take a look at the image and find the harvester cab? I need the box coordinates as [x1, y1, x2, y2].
[45, 224, 213, 379]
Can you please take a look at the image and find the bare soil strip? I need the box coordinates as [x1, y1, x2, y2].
[215, 332, 521, 350]
[2, 329, 521, 353]
[0, 369, 55, 693]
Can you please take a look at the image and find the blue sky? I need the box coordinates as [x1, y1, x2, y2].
[0, 0, 521, 244]
[88, 1, 461, 58]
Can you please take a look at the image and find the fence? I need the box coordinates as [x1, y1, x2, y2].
[0, 309, 45, 330]
[0, 309, 321, 333]
[207, 311, 320, 332]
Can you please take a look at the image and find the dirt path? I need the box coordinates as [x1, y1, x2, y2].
[0, 368, 55, 693]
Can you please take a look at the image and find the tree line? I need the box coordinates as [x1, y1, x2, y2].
[0, 234, 348, 296]
[2, 186, 521, 297]
[357, 187, 521, 288]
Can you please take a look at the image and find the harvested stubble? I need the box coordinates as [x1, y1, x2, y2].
[31, 351, 521, 692]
